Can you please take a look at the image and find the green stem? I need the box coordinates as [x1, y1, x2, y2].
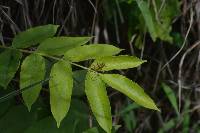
[0, 45, 94, 72]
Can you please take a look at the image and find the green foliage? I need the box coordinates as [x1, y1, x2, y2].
[136, 0, 157, 41]
[85, 72, 112, 133]
[24, 100, 89, 133]
[12, 25, 59, 48]
[118, 101, 139, 132]
[154, 0, 180, 42]
[0, 50, 22, 88]
[83, 127, 99, 133]
[136, 0, 173, 42]
[117, 0, 180, 43]
[0, 100, 89, 133]
[123, 111, 136, 132]
[161, 83, 178, 115]
[37, 37, 91, 55]
[20, 54, 46, 111]
[49, 60, 73, 127]
[64, 44, 122, 62]
[157, 0, 180, 24]
[72, 70, 87, 96]
[158, 119, 177, 133]
[158, 99, 191, 133]
[0, 24, 159, 132]
[0, 105, 36, 133]
[171, 32, 184, 47]
[100, 74, 159, 111]
[182, 99, 190, 133]
[91, 55, 145, 71]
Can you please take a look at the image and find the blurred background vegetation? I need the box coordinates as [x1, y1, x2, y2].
[0, 0, 200, 132]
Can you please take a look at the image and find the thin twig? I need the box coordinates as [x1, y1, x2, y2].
[160, 10, 194, 71]
[87, 0, 97, 13]
[178, 40, 200, 113]
[90, 0, 98, 42]
[158, 0, 166, 15]
[129, 34, 136, 56]
[115, 0, 124, 23]
[0, 78, 50, 103]
[57, 4, 74, 36]
[0, 45, 93, 71]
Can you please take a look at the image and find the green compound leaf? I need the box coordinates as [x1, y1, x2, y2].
[12, 24, 59, 48]
[37, 37, 91, 55]
[91, 55, 146, 71]
[0, 49, 22, 89]
[85, 72, 112, 133]
[100, 74, 159, 111]
[49, 60, 73, 128]
[64, 44, 122, 62]
[20, 54, 46, 111]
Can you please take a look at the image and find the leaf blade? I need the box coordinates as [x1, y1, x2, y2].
[100, 74, 159, 111]
[0, 49, 22, 89]
[20, 54, 46, 111]
[64, 44, 122, 62]
[12, 24, 59, 48]
[37, 37, 91, 55]
[49, 60, 73, 127]
[91, 55, 146, 71]
[85, 72, 112, 133]
[136, 0, 157, 41]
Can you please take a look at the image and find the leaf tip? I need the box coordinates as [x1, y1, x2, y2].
[148, 100, 160, 112]
[26, 104, 32, 112]
[103, 125, 112, 133]
[119, 48, 125, 53]
[27, 106, 32, 112]
[56, 121, 61, 128]
[52, 24, 60, 30]
[142, 60, 147, 63]
[154, 106, 161, 112]
[139, 60, 147, 66]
